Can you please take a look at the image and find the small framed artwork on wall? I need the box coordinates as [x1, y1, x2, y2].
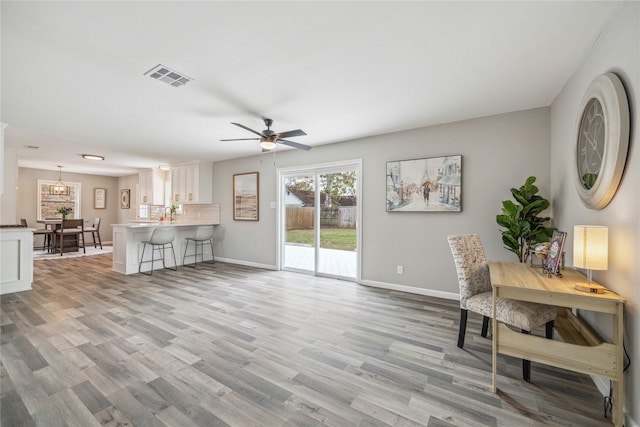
[233, 172, 259, 221]
[94, 188, 106, 209]
[120, 189, 131, 209]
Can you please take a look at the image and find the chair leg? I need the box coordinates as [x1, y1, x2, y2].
[545, 320, 554, 339]
[481, 316, 490, 338]
[182, 239, 190, 266]
[458, 309, 468, 348]
[139, 242, 149, 274]
[97, 231, 102, 249]
[169, 243, 177, 271]
[208, 238, 215, 263]
[521, 329, 531, 382]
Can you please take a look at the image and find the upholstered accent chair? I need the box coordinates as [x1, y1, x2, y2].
[447, 234, 557, 381]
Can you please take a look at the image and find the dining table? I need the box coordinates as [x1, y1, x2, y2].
[37, 218, 81, 253]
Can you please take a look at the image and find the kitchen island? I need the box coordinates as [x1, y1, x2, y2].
[112, 221, 218, 274]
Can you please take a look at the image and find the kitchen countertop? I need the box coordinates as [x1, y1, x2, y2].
[112, 221, 218, 228]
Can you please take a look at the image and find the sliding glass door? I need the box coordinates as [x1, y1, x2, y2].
[279, 160, 360, 281]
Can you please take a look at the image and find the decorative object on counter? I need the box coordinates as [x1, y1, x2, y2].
[574, 73, 630, 210]
[386, 155, 461, 212]
[167, 204, 179, 221]
[56, 206, 73, 220]
[496, 176, 553, 263]
[233, 172, 259, 221]
[542, 230, 566, 278]
[49, 165, 70, 195]
[94, 188, 106, 209]
[573, 225, 608, 293]
[120, 189, 130, 209]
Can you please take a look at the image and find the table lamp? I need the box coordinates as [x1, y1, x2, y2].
[573, 225, 608, 293]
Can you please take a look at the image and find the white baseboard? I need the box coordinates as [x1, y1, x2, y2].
[214, 257, 277, 271]
[360, 279, 459, 301]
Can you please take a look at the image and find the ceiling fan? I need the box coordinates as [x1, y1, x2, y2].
[221, 118, 311, 151]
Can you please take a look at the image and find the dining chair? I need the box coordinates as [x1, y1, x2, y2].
[447, 234, 557, 382]
[139, 228, 177, 275]
[54, 219, 86, 256]
[182, 225, 215, 268]
[21, 218, 53, 252]
[84, 217, 102, 249]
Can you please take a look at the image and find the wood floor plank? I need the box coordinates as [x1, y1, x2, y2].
[0, 255, 612, 426]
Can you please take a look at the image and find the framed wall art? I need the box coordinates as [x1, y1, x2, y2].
[94, 188, 106, 209]
[386, 155, 462, 212]
[233, 172, 259, 221]
[120, 189, 131, 209]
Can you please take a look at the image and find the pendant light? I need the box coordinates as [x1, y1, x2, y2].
[49, 165, 70, 195]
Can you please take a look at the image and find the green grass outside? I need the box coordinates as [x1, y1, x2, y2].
[286, 227, 357, 251]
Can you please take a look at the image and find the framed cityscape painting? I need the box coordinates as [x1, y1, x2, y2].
[386, 155, 462, 212]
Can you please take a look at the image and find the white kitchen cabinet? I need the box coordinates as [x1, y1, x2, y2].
[170, 161, 212, 204]
[139, 169, 166, 205]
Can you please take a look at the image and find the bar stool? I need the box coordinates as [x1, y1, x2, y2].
[139, 228, 177, 275]
[182, 226, 215, 268]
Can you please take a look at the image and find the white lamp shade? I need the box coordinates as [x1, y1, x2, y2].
[573, 225, 608, 271]
[260, 137, 276, 150]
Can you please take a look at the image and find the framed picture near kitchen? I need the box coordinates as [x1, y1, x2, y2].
[233, 172, 259, 221]
[94, 188, 106, 209]
[120, 189, 131, 209]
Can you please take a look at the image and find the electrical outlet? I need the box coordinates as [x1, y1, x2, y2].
[397, 265, 404, 274]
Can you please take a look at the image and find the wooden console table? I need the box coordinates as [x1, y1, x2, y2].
[489, 261, 625, 426]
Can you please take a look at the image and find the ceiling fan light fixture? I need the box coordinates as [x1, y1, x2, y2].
[259, 137, 277, 150]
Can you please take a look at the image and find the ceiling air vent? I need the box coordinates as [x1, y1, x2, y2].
[144, 64, 193, 87]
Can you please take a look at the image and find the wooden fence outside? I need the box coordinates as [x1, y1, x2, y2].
[286, 206, 356, 230]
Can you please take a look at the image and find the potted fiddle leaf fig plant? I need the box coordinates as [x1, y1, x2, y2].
[496, 176, 554, 263]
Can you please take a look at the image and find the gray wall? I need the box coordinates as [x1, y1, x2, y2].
[16, 167, 119, 243]
[212, 107, 551, 297]
[550, 2, 638, 423]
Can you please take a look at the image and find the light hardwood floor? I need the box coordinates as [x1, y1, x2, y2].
[1, 255, 610, 426]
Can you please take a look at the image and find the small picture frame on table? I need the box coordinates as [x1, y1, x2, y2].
[543, 230, 567, 278]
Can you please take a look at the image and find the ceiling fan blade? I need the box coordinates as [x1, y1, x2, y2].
[278, 139, 312, 151]
[277, 129, 307, 139]
[231, 122, 265, 137]
[220, 138, 260, 141]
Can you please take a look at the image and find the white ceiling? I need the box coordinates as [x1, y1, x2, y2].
[1, 1, 623, 177]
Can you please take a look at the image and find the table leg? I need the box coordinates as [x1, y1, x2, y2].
[612, 302, 624, 426]
[492, 286, 498, 393]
